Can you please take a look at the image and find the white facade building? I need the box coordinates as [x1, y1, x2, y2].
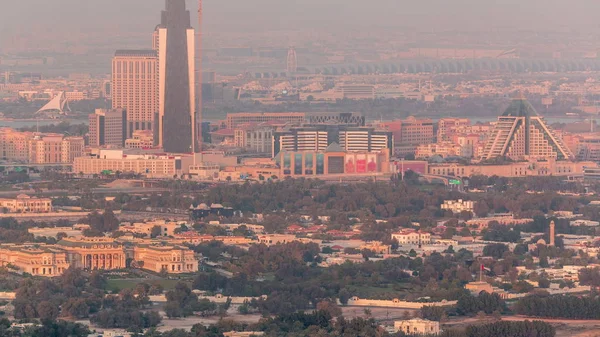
[392, 230, 431, 245]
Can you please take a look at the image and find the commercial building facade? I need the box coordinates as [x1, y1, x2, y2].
[273, 125, 393, 158]
[73, 149, 195, 177]
[378, 117, 434, 155]
[234, 126, 274, 154]
[429, 159, 595, 178]
[88, 109, 127, 147]
[277, 148, 391, 177]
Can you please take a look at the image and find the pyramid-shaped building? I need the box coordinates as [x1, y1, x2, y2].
[481, 97, 573, 161]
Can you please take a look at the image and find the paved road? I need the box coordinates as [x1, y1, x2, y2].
[0, 187, 171, 198]
[119, 211, 188, 221]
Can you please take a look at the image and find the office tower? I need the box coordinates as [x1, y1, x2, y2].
[378, 117, 435, 155]
[287, 47, 297, 73]
[156, 0, 196, 153]
[88, 109, 127, 147]
[234, 126, 274, 154]
[112, 50, 158, 138]
[481, 97, 573, 161]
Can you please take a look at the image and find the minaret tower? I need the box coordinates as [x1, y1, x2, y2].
[549, 220, 556, 247]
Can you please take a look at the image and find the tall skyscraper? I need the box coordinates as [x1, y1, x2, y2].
[112, 50, 158, 138]
[156, 0, 196, 153]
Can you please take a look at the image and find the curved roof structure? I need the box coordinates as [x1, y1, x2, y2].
[37, 92, 70, 114]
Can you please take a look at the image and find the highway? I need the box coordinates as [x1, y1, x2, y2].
[0, 187, 171, 198]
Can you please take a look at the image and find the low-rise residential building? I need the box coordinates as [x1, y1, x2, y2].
[207, 222, 265, 234]
[392, 230, 431, 245]
[0, 194, 52, 213]
[441, 199, 474, 214]
[570, 219, 600, 227]
[256, 234, 297, 245]
[119, 220, 188, 237]
[466, 215, 533, 229]
[359, 241, 391, 254]
[394, 319, 440, 335]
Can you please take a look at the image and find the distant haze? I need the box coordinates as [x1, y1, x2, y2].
[2, 0, 600, 43]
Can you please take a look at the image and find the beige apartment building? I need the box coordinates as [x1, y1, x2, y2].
[27, 135, 84, 164]
[0, 194, 52, 213]
[437, 118, 471, 141]
[0, 128, 33, 162]
[0, 129, 83, 164]
[112, 50, 158, 138]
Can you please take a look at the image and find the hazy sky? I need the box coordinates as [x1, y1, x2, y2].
[1, 0, 600, 48]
